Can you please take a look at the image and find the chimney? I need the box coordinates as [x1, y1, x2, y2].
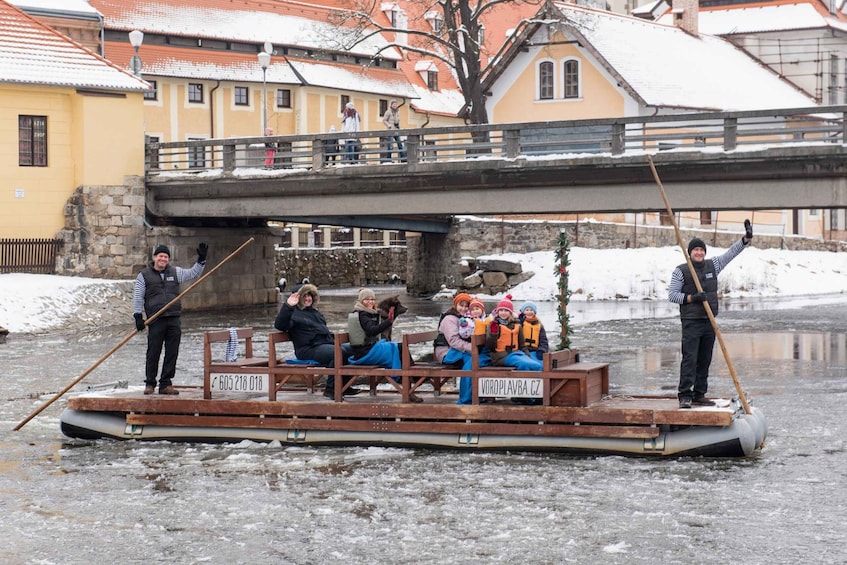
[671, 0, 698, 36]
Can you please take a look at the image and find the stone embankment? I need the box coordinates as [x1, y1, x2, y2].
[459, 257, 532, 295]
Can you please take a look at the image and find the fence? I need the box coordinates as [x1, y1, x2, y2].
[144, 104, 847, 174]
[0, 238, 62, 274]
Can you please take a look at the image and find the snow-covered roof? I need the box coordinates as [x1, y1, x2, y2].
[408, 84, 465, 117]
[657, 2, 847, 35]
[0, 0, 148, 91]
[8, 0, 99, 19]
[551, 2, 817, 111]
[89, 0, 401, 60]
[106, 42, 418, 98]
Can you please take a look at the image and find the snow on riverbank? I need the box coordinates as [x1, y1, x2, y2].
[2, 245, 845, 333]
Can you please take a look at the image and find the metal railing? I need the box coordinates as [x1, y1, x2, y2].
[145, 105, 847, 175]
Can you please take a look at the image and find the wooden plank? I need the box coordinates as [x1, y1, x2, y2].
[125, 413, 660, 438]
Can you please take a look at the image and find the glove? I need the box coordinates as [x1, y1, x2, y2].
[489, 321, 500, 334]
[196, 242, 208, 264]
[744, 219, 753, 241]
[133, 313, 145, 332]
[388, 306, 395, 323]
[690, 292, 707, 303]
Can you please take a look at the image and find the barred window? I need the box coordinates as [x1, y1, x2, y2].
[234, 86, 249, 106]
[19, 115, 47, 167]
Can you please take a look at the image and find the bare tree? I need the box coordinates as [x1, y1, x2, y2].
[329, 0, 546, 125]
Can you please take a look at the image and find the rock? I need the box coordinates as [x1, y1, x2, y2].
[463, 273, 482, 288]
[508, 271, 534, 286]
[476, 258, 522, 275]
[482, 271, 508, 287]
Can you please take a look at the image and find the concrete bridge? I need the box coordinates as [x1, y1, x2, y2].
[146, 105, 847, 234]
[140, 105, 847, 301]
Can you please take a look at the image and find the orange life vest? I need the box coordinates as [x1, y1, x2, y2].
[522, 318, 543, 350]
[493, 322, 519, 352]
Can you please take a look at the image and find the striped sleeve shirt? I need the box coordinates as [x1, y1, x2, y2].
[668, 237, 748, 304]
[132, 262, 205, 315]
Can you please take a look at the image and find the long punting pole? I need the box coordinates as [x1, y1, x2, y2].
[646, 155, 752, 414]
[13, 237, 255, 431]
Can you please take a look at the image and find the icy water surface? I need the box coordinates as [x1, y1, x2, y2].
[2, 290, 846, 564]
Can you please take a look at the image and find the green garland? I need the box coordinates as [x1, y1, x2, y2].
[554, 230, 573, 350]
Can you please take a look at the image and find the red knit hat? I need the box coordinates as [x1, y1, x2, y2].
[494, 294, 514, 315]
[469, 297, 485, 313]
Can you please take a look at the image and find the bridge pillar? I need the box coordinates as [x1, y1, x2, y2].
[144, 227, 280, 310]
[406, 219, 466, 296]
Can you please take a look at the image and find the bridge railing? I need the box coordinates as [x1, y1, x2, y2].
[145, 105, 847, 175]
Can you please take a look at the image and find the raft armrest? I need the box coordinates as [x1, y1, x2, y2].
[542, 348, 580, 371]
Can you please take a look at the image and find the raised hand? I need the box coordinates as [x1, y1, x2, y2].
[196, 242, 208, 263]
[744, 219, 753, 241]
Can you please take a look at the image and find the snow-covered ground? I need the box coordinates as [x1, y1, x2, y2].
[2, 245, 845, 333]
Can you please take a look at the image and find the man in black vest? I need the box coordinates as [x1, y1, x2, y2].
[668, 221, 753, 409]
[133, 243, 207, 395]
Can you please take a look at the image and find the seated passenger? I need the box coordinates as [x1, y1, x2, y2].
[274, 284, 357, 399]
[348, 288, 422, 403]
[518, 301, 549, 360]
[434, 292, 490, 405]
[486, 295, 543, 372]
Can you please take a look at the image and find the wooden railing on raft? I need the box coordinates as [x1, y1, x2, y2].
[204, 328, 609, 408]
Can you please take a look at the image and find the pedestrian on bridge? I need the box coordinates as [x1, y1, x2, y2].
[341, 101, 361, 163]
[667, 220, 753, 409]
[381, 99, 405, 163]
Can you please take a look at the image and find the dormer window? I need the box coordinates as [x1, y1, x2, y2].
[424, 11, 444, 34]
[415, 60, 439, 91]
[381, 2, 400, 27]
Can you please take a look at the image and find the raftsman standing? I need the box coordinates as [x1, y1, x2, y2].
[667, 220, 753, 409]
[133, 242, 207, 395]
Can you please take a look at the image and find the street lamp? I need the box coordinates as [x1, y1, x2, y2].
[129, 30, 144, 76]
[257, 51, 270, 135]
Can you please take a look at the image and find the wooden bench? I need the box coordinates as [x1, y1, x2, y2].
[330, 332, 400, 401]
[267, 331, 336, 400]
[203, 327, 270, 399]
[400, 329, 466, 398]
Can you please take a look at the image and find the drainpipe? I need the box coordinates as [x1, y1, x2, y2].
[209, 80, 221, 137]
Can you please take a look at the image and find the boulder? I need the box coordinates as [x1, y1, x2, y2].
[476, 258, 522, 275]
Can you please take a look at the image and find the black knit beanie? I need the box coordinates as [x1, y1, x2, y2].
[688, 238, 706, 255]
[153, 244, 171, 257]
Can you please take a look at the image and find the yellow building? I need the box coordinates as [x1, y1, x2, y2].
[482, 1, 837, 239]
[0, 0, 148, 241]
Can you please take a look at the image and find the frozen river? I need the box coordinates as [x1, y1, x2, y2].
[2, 291, 846, 564]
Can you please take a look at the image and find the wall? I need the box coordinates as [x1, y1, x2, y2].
[57, 178, 278, 309]
[405, 216, 847, 294]
[275, 247, 407, 289]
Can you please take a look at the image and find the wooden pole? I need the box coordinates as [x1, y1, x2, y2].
[646, 156, 751, 414]
[13, 237, 255, 431]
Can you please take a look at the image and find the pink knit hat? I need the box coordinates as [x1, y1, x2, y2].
[494, 294, 514, 315]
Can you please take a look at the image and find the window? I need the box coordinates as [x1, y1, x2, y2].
[539, 61, 554, 100]
[379, 99, 388, 116]
[144, 80, 158, 101]
[427, 70, 438, 91]
[563, 59, 580, 99]
[188, 138, 205, 169]
[19, 115, 47, 167]
[424, 11, 443, 33]
[276, 89, 291, 108]
[340, 94, 350, 113]
[699, 211, 712, 225]
[234, 86, 248, 106]
[188, 83, 204, 103]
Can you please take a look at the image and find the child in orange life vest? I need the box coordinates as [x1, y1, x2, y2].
[485, 295, 543, 371]
[518, 301, 548, 361]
